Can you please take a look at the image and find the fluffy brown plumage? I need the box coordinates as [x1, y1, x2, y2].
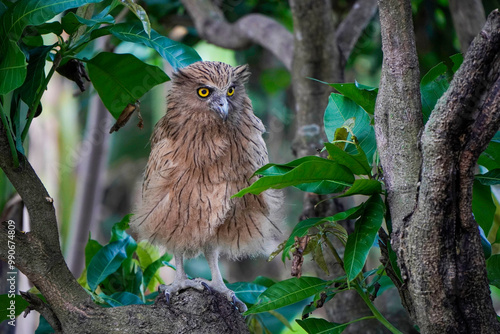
[131, 61, 280, 311]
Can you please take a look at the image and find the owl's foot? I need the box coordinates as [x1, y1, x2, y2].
[158, 279, 207, 304]
[199, 279, 248, 313]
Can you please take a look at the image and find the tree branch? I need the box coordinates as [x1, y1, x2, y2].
[180, 0, 293, 70]
[335, 0, 378, 66]
[374, 0, 422, 249]
[448, 0, 486, 54]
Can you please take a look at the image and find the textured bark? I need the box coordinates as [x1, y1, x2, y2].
[375, 0, 422, 260]
[376, 1, 500, 332]
[449, 0, 486, 54]
[0, 123, 249, 334]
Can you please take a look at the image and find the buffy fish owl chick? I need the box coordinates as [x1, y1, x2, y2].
[131, 61, 281, 312]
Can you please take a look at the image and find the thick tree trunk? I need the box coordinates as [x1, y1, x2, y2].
[449, 0, 485, 54]
[376, 0, 500, 331]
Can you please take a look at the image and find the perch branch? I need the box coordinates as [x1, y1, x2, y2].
[181, 0, 293, 70]
[335, 0, 378, 66]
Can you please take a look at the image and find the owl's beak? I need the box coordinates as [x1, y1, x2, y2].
[211, 96, 229, 122]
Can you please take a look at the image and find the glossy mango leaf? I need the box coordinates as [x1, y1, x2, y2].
[106, 23, 202, 70]
[87, 236, 135, 292]
[86, 52, 169, 119]
[244, 277, 331, 315]
[233, 160, 354, 197]
[329, 81, 378, 115]
[120, 0, 151, 37]
[0, 0, 102, 42]
[472, 180, 495, 235]
[344, 194, 385, 281]
[478, 133, 500, 170]
[143, 252, 172, 290]
[295, 180, 347, 195]
[487, 254, 500, 289]
[281, 204, 365, 262]
[0, 40, 27, 94]
[226, 282, 268, 305]
[254, 156, 329, 176]
[336, 179, 382, 198]
[475, 169, 500, 186]
[84, 236, 103, 268]
[420, 54, 463, 124]
[324, 94, 376, 162]
[325, 143, 371, 176]
[101, 291, 144, 307]
[0, 294, 30, 322]
[297, 318, 349, 334]
[61, 11, 114, 35]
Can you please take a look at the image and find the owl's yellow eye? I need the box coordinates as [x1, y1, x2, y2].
[197, 87, 210, 98]
[227, 87, 235, 96]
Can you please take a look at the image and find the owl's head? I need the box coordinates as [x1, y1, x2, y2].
[170, 61, 251, 122]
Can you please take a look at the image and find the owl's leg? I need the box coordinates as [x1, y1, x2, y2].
[158, 252, 205, 303]
[204, 247, 248, 313]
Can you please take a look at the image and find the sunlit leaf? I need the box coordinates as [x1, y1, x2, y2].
[324, 93, 376, 162]
[106, 23, 202, 70]
[336, 179, 382, 198]
[244, 277, 330, 315]
[344, 194, 384, 281]
[325, 143, 371, 176]
[233, 160, 354, 197]
[86, 52, 169, 119]
[120, 0, 151, 37]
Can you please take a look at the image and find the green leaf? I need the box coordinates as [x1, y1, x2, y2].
[325, 143, 371, 176]
[110, 214, 133, 242]
[254, 156, 329, 176]
[226, 282, 267, 305]
[344, 194, 384, 281]
[297, 318, 349, 334]
[472, 180, 495, 235]
[87, 236, 134, 292]
[101, 291, 144, 307]
[0, 0, 102, 42]
[0, 294, 30, 323]
[295, 180, 347, 195]
[16, 45, 53, 108]
[420, 63, 449, 124]
[479, 136, 500, 170]
[329, 81, 378, 115]
[106, 23, 202, 70]
[0, 40, 27, 94]
[281, 204, 365, 262]
[85, 235, 103, 268]
[244, 277, 330, 315]
[120, 0, 151, 37]
[253, 276, 277, 288]
[487, 254, 500, 289]
[324, 93, 376, 162]
[233, 160, 354, 197]
[30, 21, 63, 36]
[336, 179, 382, 198]
[476, 169, 500, 186]
[62, 11, 114, 35]
[86, 52, 169, 119]
[143, 252, 172, 289]
[313, 241, 329, 275]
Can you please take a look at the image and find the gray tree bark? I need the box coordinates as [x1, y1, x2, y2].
[376, 0, 500, 331]
[449, 0, 486, 54]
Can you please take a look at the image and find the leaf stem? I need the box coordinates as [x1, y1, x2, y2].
[21, 53, 61, 143]
[354, 282, 403, 334]
[0, 97, 19, 168]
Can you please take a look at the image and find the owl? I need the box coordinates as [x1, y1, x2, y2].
[131, 61, 281, 312]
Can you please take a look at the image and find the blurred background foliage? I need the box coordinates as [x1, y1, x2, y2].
[1, 0, 499, 333]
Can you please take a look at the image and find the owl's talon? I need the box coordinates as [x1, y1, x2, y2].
[201, 281, 211, 293]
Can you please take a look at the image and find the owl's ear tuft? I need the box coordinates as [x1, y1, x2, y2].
[234, 64, 251, 84]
